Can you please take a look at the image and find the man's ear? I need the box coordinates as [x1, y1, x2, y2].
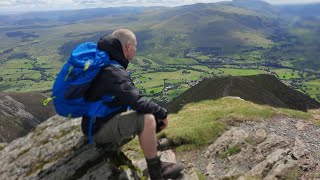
[127, 42, 131, 50]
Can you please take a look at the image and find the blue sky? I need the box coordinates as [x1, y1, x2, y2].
[1, 0, 320, 12]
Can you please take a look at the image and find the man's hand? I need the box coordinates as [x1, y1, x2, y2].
[159, 118, 168, 130]
[156, 118, 168, 133]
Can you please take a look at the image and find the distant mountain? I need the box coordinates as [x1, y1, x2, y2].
[0, 7, 157, 26]
[53, 1, 319, 70]
[0, 92, 55, 143]
[167, 74, 320, 113]
[140, 1, 280, 55]
[278, 3, 320, 18]
[1, 1, 319, 70]
[231, 0, 279, 16]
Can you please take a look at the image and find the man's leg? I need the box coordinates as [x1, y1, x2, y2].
[138, 114, 163, 179]
[93, 111, 183, 179]
[138, 114, 157, 159]
[139, 114, 184, 180]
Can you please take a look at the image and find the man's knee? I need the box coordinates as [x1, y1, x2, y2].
[144, 114, 156, 130]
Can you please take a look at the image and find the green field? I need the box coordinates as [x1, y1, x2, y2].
[271, 69, 301, 80]
[0, 56, 62, 92]
[213, 68, 267, 76]
[1, 53, 318, 102]
[303, 79, 320, 101]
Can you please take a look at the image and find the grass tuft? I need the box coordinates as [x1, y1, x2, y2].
[219, 145, 242, 159]
[196, 170, 207, 180]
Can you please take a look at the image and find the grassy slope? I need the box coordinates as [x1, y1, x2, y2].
[123, 98, 314, 154]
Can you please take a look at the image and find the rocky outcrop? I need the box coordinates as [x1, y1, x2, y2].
[204, 118, 320, 179]
[1, 109, 319, 179]
[0, 115, 195, 180]
[0, 115, 140, 180]
[0, 92, 55, 143]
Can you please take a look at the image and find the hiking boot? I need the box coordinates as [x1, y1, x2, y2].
[146, 157, 184, 180]
[157, 138, 170, 151]
[161, 161, 184, 179]
[146, 157, 164, 180]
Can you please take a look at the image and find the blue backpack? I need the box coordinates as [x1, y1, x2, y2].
[44, 42, 126, 144]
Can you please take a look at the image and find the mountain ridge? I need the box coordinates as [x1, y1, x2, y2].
[167, 74, 320, 113]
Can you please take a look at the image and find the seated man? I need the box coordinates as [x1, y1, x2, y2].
[81, 29, 184, 180]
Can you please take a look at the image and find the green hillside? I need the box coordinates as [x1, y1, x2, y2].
[0, 1, 319, 102]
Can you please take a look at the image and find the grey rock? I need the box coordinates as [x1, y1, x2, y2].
[0, 115, 139, 180]
[246, 149, 287, 178]
[204, 118, 319, 180]
[255, 128, 267, 143]
[158, 149, 177, 163]
[207, 127, 248, 156]
[205, 163, 216, 177]
[295, 121, 308, 131]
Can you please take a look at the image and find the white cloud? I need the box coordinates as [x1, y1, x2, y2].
[264, 0, 320, 4]
[0, 0, 13, 6]
[1, 0, 320, 12]
[0, 2, 11, 6]
[0, 0, 226, 9]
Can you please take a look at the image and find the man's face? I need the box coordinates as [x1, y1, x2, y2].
[127, 39, 137, 61]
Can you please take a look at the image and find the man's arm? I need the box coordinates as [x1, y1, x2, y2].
[101, 66, 168, 120]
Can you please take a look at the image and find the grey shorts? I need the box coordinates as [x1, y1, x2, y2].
[93, 110, 145, 146]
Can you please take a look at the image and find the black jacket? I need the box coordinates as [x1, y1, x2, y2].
[81, 35, 167, 135]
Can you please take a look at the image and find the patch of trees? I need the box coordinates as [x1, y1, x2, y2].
[169, 52, 177, 57]
[241, 47, 264, 52]
[267, 29, 298, 43]
[182, 70, 190, 74]
[18, 77, 37, 81]
[263, 62, 283, 68]
[195, 47, 222, 55]
[15, 18, 49, 25]
[7, 53, 31, 60]
[64, 31, 98, 38]
[0, 48, 14, 55]
[142, 59, 152, 65]
[6, 31, 39, 39]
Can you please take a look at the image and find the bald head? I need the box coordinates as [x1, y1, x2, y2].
[112, 29, 136, 48]
[112, 29, 137, 61]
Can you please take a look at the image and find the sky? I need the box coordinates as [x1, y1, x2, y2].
[1, 0, 320, 13]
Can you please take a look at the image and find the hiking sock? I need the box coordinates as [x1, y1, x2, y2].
[146, 157, 164, 180]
